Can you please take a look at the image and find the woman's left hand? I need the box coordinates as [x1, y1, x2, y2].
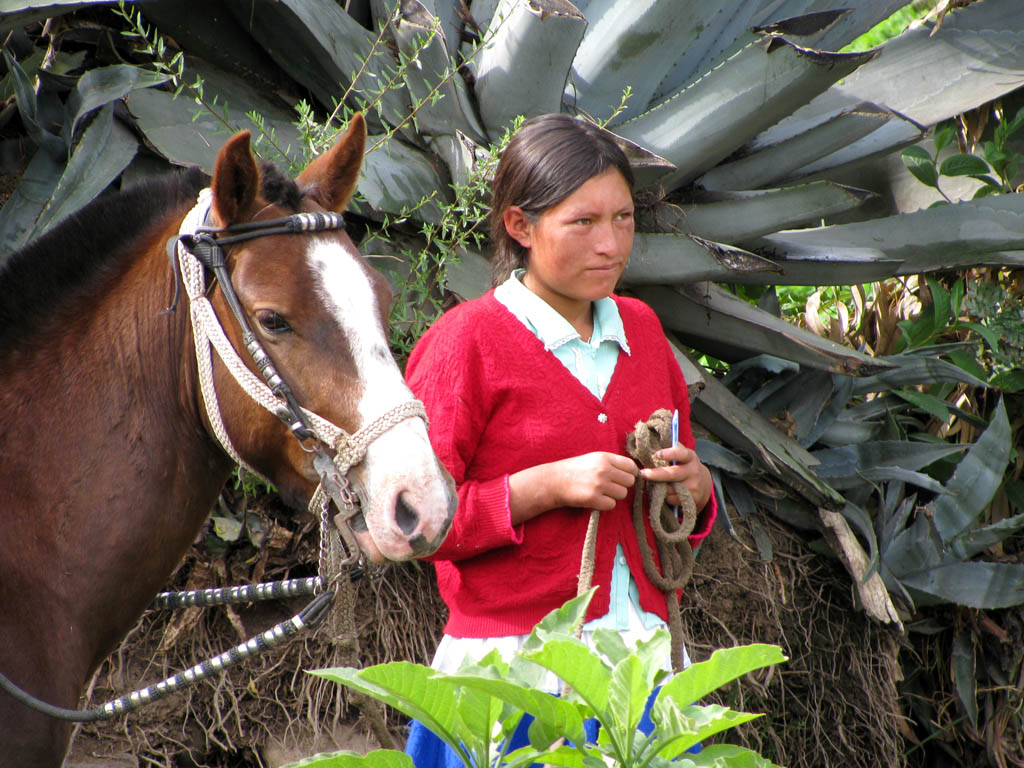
[640, 445, 712, 511]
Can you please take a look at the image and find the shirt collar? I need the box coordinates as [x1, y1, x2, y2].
[496, 270, 630, 354]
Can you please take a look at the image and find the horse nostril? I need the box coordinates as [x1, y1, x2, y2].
[395, 492, 419, 536]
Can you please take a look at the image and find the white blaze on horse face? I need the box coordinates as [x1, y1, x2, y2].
[308, 239, 453, 561]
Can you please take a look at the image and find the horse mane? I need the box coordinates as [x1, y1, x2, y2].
[0, 161, 304, 352]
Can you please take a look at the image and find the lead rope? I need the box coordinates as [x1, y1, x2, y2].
[626, 409, 697, 674]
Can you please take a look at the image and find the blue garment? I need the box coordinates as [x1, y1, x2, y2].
[404, 687, 700, 768]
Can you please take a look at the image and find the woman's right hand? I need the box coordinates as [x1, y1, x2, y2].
[508, 452, 638, 524]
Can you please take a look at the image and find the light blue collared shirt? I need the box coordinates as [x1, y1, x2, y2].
[494, 270, 662, 631]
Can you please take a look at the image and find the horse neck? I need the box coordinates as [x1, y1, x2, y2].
[0, 214, 235, 686]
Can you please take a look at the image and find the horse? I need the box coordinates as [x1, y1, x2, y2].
[0, 114, 455, 766]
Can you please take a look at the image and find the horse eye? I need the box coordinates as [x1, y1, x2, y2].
[257, 311, 291, 335]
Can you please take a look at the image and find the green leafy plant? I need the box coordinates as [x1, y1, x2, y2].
[901, 106, 1024, 203]
[288, 590, 786, 768]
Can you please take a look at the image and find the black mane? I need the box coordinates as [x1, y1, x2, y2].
[0, 162, 304, 352]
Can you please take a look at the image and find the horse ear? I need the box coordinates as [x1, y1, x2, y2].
[211, 131, 260, 226]
[297, 113, 366, 213]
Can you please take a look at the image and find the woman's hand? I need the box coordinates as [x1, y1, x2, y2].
[640, 445, 712, 511]
[508, 451, 638, 524]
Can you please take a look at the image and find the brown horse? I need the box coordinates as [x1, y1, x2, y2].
[0, 115, 454, 766]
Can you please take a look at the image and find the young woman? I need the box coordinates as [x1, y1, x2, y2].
[403, 114, 716, 766]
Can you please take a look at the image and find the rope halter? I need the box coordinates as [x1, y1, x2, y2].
[172, 190, 428, 570]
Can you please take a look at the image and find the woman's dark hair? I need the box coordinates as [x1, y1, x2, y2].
[489, 114, 634, 287]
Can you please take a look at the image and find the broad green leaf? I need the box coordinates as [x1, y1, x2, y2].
[934, 123, 955, 154]
[992, 369, 1024, 393]
[615, 38, 872, 190]
[688, 743, 783, 768]
[445, 674, 587, 746]
[682, 353, 846, 509]
[310, 663, 468, 760]
[789, 1, 1024, 175]
[932, 397, 1011, 543]
[474, 0, 585, 136]
[939, 153, 991, 177]
[655, 702, 763, 761]
[124, 54, 304, 172]
[591, 627, 631, 667]
[570, 0, 714, 123]
[927, 275, 951, 325]
[282, 749, 413, 768]
[34, 105, 137, 237]
[902, 145, 937, 187]
[521, 637, 612, 715]
[608, 655, 649, 737]
[656, 644, 785, 711]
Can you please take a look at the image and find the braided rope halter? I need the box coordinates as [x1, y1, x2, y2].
[0, 190, 430, 723]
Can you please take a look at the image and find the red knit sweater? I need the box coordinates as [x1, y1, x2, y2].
[406, 291, 715, 637]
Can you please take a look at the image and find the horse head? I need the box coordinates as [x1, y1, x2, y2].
[197, 115, 454, 562]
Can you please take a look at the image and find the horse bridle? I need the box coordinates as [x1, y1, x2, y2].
[173, 189, 428, 571]
[0, 192, 431, 723]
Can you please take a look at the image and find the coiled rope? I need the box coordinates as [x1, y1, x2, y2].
[626, 408, 697, 673]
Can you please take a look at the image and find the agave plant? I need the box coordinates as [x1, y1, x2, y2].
[2, 0, 1024, 762]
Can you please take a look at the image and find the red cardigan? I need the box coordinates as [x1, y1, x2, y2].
[406, 291, 715, 637]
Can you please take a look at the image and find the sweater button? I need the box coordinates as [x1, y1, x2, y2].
[597, 413, 608, 423]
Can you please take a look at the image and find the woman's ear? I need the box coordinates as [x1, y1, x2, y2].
[503, 206, 533, 250]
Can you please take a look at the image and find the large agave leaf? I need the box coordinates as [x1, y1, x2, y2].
[624, 234, 782, 285]
[646, 3, 893, 103]
[223, 0, 409, 131]
[697, 102, 898, 192]
[931, 397, 1011, 544]
[390, 0, 488, 143]
[567, 0, 707, 122]
[754, 194, 1024, 285]
[612, 34, 873, 190]
[0, 147, 63, 257]
[136, 0, 295, 98]
[810, 441, 967, 491]
[639, 182, 875, 244]
[0, 0, 108, 34]
[774, 0, 1024, 181]
[675, 345, 845, 510]
[124, 55, 305, 172]
[635, 283, 893, 375]
[474, 0, 586, 136]
[361, 134, 450, 224]
[33, 104, 137, 236]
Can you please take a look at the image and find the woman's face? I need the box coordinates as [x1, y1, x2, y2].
[506, 168, 634, 322]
